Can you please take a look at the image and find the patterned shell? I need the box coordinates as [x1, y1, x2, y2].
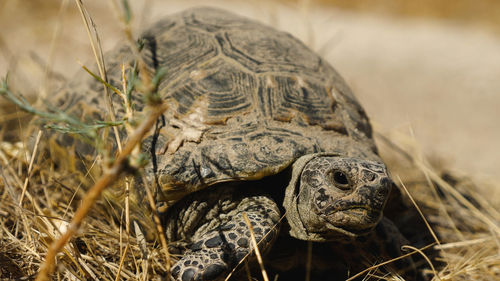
[53, 7, 378, 203]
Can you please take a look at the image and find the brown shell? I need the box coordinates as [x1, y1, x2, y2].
[51, 7, 378, 203]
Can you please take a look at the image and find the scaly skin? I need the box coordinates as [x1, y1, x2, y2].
[163, 184, 280, 281]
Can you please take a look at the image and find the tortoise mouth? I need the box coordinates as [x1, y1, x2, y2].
[342, 207, 380, 217]
[323, 207, 382, 235]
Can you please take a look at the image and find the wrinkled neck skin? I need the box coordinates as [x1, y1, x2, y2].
[283, 150, 391, 243]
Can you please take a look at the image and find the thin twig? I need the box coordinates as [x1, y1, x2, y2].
[434, 237, 494, 250]
[142, 175, 172, 276]
[17, 130, 43, 243]
[106, 0, 151, 87]
[114, 238, 129, 281]
[74, 0, 122, 163]
[19, 130, 43, 205]
[242, 213, 269, 281]
[421, 166, 465, 241]
[397, 175, 441, 246]
[402, 245, 441, 281]
[345, 243, 436, 281]
[225, 213, 285, 281]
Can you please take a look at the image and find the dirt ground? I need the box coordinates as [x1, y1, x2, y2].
[1, 0, 498, 187]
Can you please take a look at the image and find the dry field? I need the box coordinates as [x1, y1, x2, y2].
[0, 0, 499, 280]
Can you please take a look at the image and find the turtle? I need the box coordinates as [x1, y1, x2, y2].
[40, 6, 415, 281]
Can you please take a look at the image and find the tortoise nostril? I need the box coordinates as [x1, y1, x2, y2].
[377, 187, 389, 198]
[376, 179, 391, 199]
[362, 170, 377, 182]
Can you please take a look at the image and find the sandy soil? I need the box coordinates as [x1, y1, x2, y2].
[1, 0, 499, 183]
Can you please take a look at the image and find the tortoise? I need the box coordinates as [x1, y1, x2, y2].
[42, 6, 415, 281]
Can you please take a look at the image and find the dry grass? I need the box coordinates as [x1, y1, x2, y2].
[0, 1, 499, 280]
[2, 108, 498, 280]
[376, 130, 500, 280]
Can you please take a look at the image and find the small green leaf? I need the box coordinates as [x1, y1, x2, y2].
[126, 61, 139, 103]
[81, 64, 122, 96]
[122, 0, 132, 24]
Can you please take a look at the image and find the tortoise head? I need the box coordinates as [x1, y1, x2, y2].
[284, 154, 392, 242]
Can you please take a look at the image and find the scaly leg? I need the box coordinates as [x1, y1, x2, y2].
[164, 185, 281, 281]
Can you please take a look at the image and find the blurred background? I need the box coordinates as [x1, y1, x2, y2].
[1, 0, 499, 185]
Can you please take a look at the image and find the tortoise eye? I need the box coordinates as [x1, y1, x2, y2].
[332, 170, 350, 189]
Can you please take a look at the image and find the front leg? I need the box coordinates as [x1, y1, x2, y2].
[163, 185, 281, 281]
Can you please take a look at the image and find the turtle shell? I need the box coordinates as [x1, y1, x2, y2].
[49, 7, 379, 203]
[131, 7, 379, 203]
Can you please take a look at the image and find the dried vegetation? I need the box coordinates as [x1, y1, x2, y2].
[0, 1, 499, 280]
